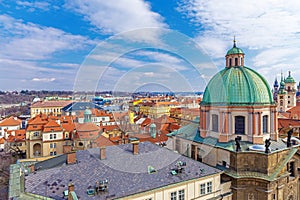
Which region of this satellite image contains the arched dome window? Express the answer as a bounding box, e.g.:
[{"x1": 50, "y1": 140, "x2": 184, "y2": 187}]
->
[
  {"x1": 235, "y1": 116, "x2": 245, "y2": 134},
  {"x1": 229, "y1": 58, "x2": 232, "y2": 66},
  {"x1": 235, "y1": 58, "x2": 238, "y2": 66}
]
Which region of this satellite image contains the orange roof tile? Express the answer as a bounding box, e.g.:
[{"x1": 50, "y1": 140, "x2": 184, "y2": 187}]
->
[
  {"x1": 44, "y1": 120, "x2": 60, "y2": 128},
  {"x1": 0, "y1": 116, "x2": 21, "y2": 126},
  {"x1": 75, "y1": 123, "x2": 100, "y2": 132},
  {"x1": 92, "y1": 135, "x2": 115, "y2": 147},
  {"x1": 0, "y1": 137, "x2": 5, "y2": 144},
  {"x1": 100, "y1": 125, "x2": 120, "y2": 131},
  {"x1": 6, "y1": 130, "x2": 26, "y2": 142}
]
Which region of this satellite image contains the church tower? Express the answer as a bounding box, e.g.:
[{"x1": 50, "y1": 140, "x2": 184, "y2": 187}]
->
[
  {"x1": 200, "y1": 40, "x2": 278, "y2": 144},
  {"x1": 285, "y1": 71, "x2": 296, "y2": 107},
  {"x1": 273, "y1": 78, "x2": 279, "y2": 101},
  {"x1": 171, "y1": 40, "x2": 300, "y2": 200}
]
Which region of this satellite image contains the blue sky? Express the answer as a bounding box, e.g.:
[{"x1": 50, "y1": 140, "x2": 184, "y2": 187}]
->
[{"x1": 1, "y1": 0, "x2": 300, "y2": 92}]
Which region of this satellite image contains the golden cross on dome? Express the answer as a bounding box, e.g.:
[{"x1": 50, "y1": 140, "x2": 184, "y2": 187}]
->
[{"x1": 233, "y1": 36, "x2": 236, "y2": 47}]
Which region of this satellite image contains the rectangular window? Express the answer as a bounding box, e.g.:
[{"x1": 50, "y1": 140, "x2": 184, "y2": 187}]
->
[
  {"x1": 50, "y1": 152, "x2": 53, "y2": 156},
  {"x1": 263, "y1": 115, "x2": 268, "y2": 133},
  {"x1": 200, "y1": 183, "x2": 206, "y2": 195},
  {"x1": 54, "y1": 134, "x2": 57, "y2": 139},
  {"x1": 212, "y1": 114, "x2": 218, "y2": 132},
  {"x1": 54, "y1": 151, "x2": 57, "y2": 155},
  {"x1": 50, "y1": 134, "x2": 53, "y2": 139},
  {"x1": 207, "y1": 181, "x2": 212, "y2": 193},
  {"x1": 235, "y1": 116, "x2": 245, "y2": 134},
  {"x1": 178, "y1": 189, "x2": 184, "y2": 200},
  {"x1": 50, "y1": 143, "x2": 53, "y2": 148},
  {"x1": 54, "y1": 143, "x2": 56, "y2": 148},
  {"x1": 170, "y1": 191, "x2": 177, "y2": 200},
  {"x1": 34, "y1": 132, "x2": 39, "y2": 137}
]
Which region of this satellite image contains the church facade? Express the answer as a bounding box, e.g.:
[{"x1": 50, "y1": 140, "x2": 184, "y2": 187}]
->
[{"x1": 168, "y1": 41, "x2": 300, "y2": 200}]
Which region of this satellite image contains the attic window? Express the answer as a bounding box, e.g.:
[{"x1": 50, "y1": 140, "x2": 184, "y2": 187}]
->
[{"x1": 148, "y1": 166, "x2": 157, "y2": 174}]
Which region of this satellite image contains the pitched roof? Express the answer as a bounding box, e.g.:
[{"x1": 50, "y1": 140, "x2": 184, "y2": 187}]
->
[
  {"x1": 24, "y1": 142, "x2": 221, "y2": 199},
  {"x1": 0, "y1": 116, "x2": 21, "y2": 126},
  {"x1": 92, "y1": 135, "x2": 115, "y2": 147},
  {"x1": 62, "y1": 102, "x2": 102, "y2": 112},
  {"x1": 0, "y1": 137, "x2": 5, "y2": 144},
  {"x1": 31, "y1": 100, "x2": 72, "y2": 108},
  {"x1": 75, "y1": 123, "x2": 100, "y2": 132},
  {"x1": 6, "y1": 130, "x2": 26, "y2": 142}
]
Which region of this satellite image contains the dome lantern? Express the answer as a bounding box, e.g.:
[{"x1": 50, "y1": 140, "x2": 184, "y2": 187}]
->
[{"x1": 225, "y1": 37, "x2": 245, "y2": 68}]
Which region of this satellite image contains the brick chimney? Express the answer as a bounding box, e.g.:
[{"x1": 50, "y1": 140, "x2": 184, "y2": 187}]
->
[
  {"x1": 100, "y1": 146, "x2": 106, "y2": 160},
  {"x1": 132, "y1": 141, "x2": 139, "y2": 155},
  {"x1": 63, "y1": 145, "x2": 72, "y2": 154},
  {"x1": 68, "y1": 183, "x2": 75, "y2": 200},
  {"x1": 67, "y1": 152, "x2": 76, "y2": 165},
  {"x1": 29, "y1": 164, "x2": 35, "y2": 172}
]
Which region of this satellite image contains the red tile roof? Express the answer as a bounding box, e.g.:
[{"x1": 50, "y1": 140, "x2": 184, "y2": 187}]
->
[
  {"x1": 6, "y1": 130, "x2": 26, "y2": 142},
  {"x1": 0, "y1": 116, "x2": 21, "y2": 126},
  {"x1": 100, "y1": 124, "x2": 120, "y2": 131},
  {"x1": 75, "y1": 123, "x2": 100, "y2": 132},
  {"x1": 92, "y1": 135, "x2": 115, "y2": 147},
  {"x1": 0, "y1": 137, "x2": 5, "y2": 144}
]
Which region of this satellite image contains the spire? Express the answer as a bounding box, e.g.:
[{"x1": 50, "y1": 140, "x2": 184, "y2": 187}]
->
[
  {"x1": 274, "y1": 78, "x2": 279, "y2": 88},
  {"x1": 288, "y1": 71, "x2": 291, "y2": 77},
  {"x1": 233, "y1": 36, "x2": 236, "y2": 47}
]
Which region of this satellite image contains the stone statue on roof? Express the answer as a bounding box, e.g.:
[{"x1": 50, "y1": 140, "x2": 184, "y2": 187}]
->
[
  {"x1": 235, "y1": 136, "x2": 241, "y2": 152},
  {"x1": 287, "y1": 125, "x2": 293, "y2": 147},
  {"x1": 264, "y1": 138, "x2": 271, "y2": 153}
]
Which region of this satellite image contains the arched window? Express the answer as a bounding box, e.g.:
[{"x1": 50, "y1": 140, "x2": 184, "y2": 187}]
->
[
  {"x1": 240, "y1": 57, "x2": 243, "y2": 65},
  {"x1": 212, "y1": 114, "x2": 218, "y2": 132},
  {"x1": 235, "y1": 58, "x2": 238, "y2": 66},
  {"x1": 280, "y1": 100, "x2": 283, "y2": 106},
  {"x1": 229, "y1": 58, "x2": 232, "y2": 66},
  {"x1": 235, "y1": 116, "x2": 245, "y2": 134},
  {"x1": 263, "y1": 115, "x2": 268, "y2": 133}
]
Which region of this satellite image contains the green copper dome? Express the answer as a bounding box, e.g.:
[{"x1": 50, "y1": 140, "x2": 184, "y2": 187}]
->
[
  {"x1": 226, "y1": 46, "x2": 244, "y2": 55},
  {"x1": 201, "y1": 66, "x2": 274, "y2": 106},
  {"x1": 285, "y1": 71, "x2": 295, "y2": 83}
]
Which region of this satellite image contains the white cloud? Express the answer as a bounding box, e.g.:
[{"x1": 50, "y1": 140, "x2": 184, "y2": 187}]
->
[
  {"x1": 65, "y1": 0, "x2": 167, "y2": 43},
  {"x1": 16, "y1": 1, "x2": 51, "y2": 11},
  {"x1": 0, "y1": 14, "x2": 92, "y2": 60},
  {"x1": 143, "y1": 72, "x2": 154, "y2": 77},
  {"x1": 178, "y1": 0, "x2": 300, "y2": 85},
  {"x1": 65, "y1": 0, "x2": 166, "y2": 34},
  {"x1": 32, "y1": 77, "x2": 55, "y2": 82}
]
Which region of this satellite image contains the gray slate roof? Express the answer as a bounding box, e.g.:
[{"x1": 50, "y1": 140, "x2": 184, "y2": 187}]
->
[{"x1": 24, "y1": 142, "x2": 221, "y2": 200}]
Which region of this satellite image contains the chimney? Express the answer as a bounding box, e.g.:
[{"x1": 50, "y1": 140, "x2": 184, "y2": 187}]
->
[
  {"x1": 100, "y1": 146, "x2": 106, "y2": 160},
  {"x1": 67, "y1": 152, "x2": 77, "y2": 165},
  {"x1": 118, "y1": 139, "x2": 122, "y2": 145},
  {"x1": 63, "y1": 144, "x2": 72, "y2": 154},
  {"x1": 132, "y1": 141, "x2": 139, "y2": 155},
  {"x1": 29, "y1": 164, "x2": 35, "y2": 173},
  {"x1": 68, "y1": 183, "x2": 75, "y2": 200}
]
